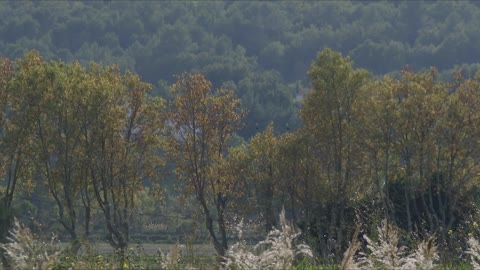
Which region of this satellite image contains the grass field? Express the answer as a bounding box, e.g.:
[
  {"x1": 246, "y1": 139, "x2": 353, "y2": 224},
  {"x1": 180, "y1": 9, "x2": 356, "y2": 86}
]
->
[
  {"x1": 53, "y1": 242, "x2": 219, "y2": 269},
  {"x1": 86, "y1": 242, "x2": 216, "y2": 256}
]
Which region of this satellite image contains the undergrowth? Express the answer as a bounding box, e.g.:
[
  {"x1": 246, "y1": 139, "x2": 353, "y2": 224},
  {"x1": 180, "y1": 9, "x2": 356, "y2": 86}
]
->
[{"x1": 1, "y1": 216, "x2": 480, "y2": 269}]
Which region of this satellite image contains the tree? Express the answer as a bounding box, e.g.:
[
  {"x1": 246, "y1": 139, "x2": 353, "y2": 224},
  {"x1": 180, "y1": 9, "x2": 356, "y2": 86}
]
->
[
  {"x1": 355, "y1": 77, "x2": 399, "y2": 222},
  {"x1": 6, "y1": 52, "x2": 165, "y2": 259},
  {"x1": 27, "y1": 58, "x2": 94, "y2": 252},
  {"x1": 85, "y1": 64, "x2": 165, "y2": 259},
  {"x1": 237, "y1": 71, "x2": 294, "y2": 138},
  {"x1": 167, "y1": 73, "x2": 243, "y2": 257},
  {"x1": 275, "y1": 131, "x2": 318, "y2": 227},
  {"x1": 247, "y1": 125, "x2": 279, "y2": 232},
  {"x1": 419, "y1": 70, "x2": 480, "y2": 252},
  {"x1": 300, "y1": 49, "x2": 371, "y2": 256},
  {"x1": 355, "y1": 69, "x2": 480, "y2": 258},
  {"x1": 0, "y1": 56, "x2": 29, "y2": 267},
  {"x1": 388, "y1": 70, "x2": 447, "y2": 233},
  {"x1": 0, "y1": 58, "x2": 14, "y2": 242}
]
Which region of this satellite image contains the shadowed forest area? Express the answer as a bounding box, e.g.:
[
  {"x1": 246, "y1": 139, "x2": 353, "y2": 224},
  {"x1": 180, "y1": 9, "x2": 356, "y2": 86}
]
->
[{"x1": 2, "y1": 1, "x2": 480, "y2": 269}]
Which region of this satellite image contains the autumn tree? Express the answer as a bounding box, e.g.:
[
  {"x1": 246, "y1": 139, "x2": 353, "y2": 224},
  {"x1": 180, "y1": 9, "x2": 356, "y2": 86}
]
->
[
  {"x1": 247, "y1": 125, "x2": 279, "y2": 232},
  {"x1": 0, "y1": 56, "x2": 31, "y2": 267},
  {"x1": 355, "y1": 77, "x2": 399, "y2": 222},
  {"x1": 387, "y1": 70, "x2": 445, "y2": 232},
  {"x1": 275, "y1": 131, "x2": 318, "y2": 227},
  {"x1": 215, "y1": 143, "x2": 255, "y2": 223},
  {"x1": 352, "y1": 68, "x2": 480, "y2": 258},
  {"x1": 300, "y1": 49, "x2": 371, "y2": 256},
  {"x1": 0, "y1": 58, "x2": 15, "y2": 246},
  {"x1": 428, "y1": 71, "x2": 477, "y2": 249},
  {"x1": 393, "y1": 70, "x2": 480, "y2": 251},
  {"x1": 3, "y1": 52, "x2": 165, "y2": 259},
  {"x1": 27, "y1": 59, "x2": 97, "y2": 252},
  {"x1": 85, "y1": 64, "x2": 165, "y2": 258},
  {"x1": 167, "y1": 73, "x2": 243, "y2": 257}
]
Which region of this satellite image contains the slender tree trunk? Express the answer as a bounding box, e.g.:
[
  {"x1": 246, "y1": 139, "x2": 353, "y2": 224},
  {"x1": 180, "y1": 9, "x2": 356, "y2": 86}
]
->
[
  {"x1": 404, "y1": 187, "x2": 412, "y2": 233},
  {"x1": 84, "y1": 204, "x2": 91, "y2": 237},
  {"x1": 199, "y1": 194, "x2": 225, "y2": 257},
  {"x1": 337, "y1": 203, "x2": 345, "y2": 257},
  {"x1": 264, "y1": 184, "x2": 275, "y2": 232},
  {"x1": 216, "y1": 194, "x2": 228, "y2": 253},
  {"x1": 420, "y1": 193, "x2": 434, "y2": 230},
  {"x1": 328, "y1": 204, "x2": 337, "y2": 254},
  {"x1": 0, "y1": 197, "x2": 13, "y2": 269},
  {"x1": 290, "y1": 189, "x2": 297, "y2": 223}
]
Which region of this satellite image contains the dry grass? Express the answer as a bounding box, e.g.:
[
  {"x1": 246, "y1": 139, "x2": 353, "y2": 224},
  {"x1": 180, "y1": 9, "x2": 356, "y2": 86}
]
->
[
  {"x1": 0, "y1": 218, "x2": 60, "y2": 270},
  {"x1": 157, "y1": 241, "x2": 183, "y2": 270},
  {"x1": 342, "y1": 220, "x2": 438, "y2": 270},
  {"x1": 223, "y1": 208, "x2": 312, "y2": 270},
  {"x1": 468, "y1": 237, "x2": 480, "y2": 270}
]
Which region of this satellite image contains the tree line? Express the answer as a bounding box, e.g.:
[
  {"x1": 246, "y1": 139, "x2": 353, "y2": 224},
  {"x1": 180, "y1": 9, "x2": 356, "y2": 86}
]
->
[
  {"x1": 2, "y1": 1, "x2": 480, "y2": 138},
  {"x1": 2, "y1": 49, "x2": 480, "y2": 265}
]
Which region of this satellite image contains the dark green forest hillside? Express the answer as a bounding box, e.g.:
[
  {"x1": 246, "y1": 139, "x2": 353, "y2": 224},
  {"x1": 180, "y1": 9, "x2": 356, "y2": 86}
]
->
[{"x1": 2, "y1": 1, "x2": 480, "y2": 137}]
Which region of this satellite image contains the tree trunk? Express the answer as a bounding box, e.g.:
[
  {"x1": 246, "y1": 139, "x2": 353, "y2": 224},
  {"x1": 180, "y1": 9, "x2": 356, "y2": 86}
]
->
[
  {"x1": 404, "y1": 187, "x2": 412, "y2": 233},
  {"x1": 264, "y1": 184, "x2": 276, "y2": 232},
  {"x1": 328, "y1": 204, "x2": 338, "y2": 254},
  {"x1": 199, "y1": 194, "x2": 225, "y2": 257},
  {"x1": 84, "y1": 205, "x2": 91, "y2": 237},
  {"x1": 217, "y1": 194, "x2": 228, "y2": 254},
  {"x1": 0, "y1": 198, "x2": 13, "y2": 269}
]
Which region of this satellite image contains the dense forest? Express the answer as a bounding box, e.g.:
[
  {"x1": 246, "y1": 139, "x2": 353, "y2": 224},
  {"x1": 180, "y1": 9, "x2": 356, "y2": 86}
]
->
[
  {"x1": 3, "y1": 1, "x2": 480, "y2": 138},
  {"x1": 2, "y1": 1, "x2": 480, "y2": 269}
]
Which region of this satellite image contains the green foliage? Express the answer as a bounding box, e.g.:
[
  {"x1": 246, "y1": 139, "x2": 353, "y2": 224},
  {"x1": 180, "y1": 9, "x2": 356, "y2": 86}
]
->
[
  {"x1": 166, "y1": 73, "x2": 244, "y2": 257},
  {"x1": 0, "y1": 51, "x2": 167, "y2": 261},
  {"x1": 4, "y1": 2, "x2": 480, "y2": 265},
  {"x1": 4, "y1": 1, "x2": 480, "y2": 137}
]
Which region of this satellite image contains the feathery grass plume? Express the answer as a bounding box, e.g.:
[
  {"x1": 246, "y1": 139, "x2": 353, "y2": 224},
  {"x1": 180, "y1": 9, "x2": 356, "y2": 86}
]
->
[
  {"x1": 402, "y1": 236, "x2": 438, "y2": 270},
  {"x1": 468, "y1": 237, "x2": 480, "y2": 269},
  {"x1": 223, "y1": 239, "x2": 258, "y2": 270},
  {"x1": 223, "y1": 208, "x2": 312, "y2": 270},
  {"x1": 157, "y1": 241, "x2": 183, "y2": 270},
  {"x1": 356, "y1": 219, "x2": 408, "y2": 269},
  {"x1": 352, "y1": 220, "x2": 438, "y2": 270},
  {"x1": 0, "y1": 218, "x2": 61, "y2": 270},
  {"x1": 340, "y1": 226, "x2": 361, "y2": 270}
]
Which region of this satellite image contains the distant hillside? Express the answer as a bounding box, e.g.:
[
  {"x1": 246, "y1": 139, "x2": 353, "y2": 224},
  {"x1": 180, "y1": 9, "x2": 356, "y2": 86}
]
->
[{"x1": 2, "y1": 1, "x2": 480, "y2": 137}]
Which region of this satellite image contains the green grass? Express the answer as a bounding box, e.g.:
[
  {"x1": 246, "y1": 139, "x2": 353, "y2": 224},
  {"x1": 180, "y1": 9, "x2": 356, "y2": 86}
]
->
[
  {"x1": 36, "y1": 241, "x2": 480, "y2": 269},
  {"x1": 81, "y1": 242, "x2": 216, "y2": 255}
]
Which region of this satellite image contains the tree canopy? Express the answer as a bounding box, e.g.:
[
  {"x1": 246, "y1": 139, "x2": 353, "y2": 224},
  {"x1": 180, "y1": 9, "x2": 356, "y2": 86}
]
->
[
  {"x1": 3, "y1": 1, "x2": 480, "y2": 267},
  {"x1": 2, "y1": 1, "x2": 480, "y2": 137}
]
